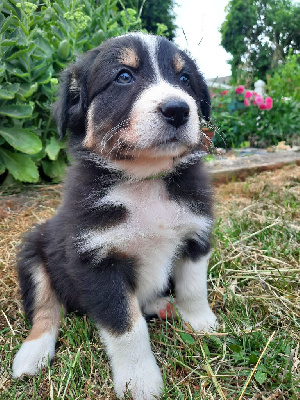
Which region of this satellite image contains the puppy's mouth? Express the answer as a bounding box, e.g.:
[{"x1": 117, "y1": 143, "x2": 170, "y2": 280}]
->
[{"x1": 155, "y1": 128, "x2": 189, "y2": 145}]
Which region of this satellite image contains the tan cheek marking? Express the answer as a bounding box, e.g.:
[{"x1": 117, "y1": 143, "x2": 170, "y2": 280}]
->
[
  {"x1": 25, "y1": 264, "x2": 62, "y2": 342},
  {"x1": 83, "y1": 103, "x2": 96, "y2": 150},
  {"x1": 118, "y1": 47, "x2": 139, "y2": 69},
  {"x1": 173, "y1": 53, "x2": 185, "y2": 73},
  {"x1": 128, "y1": 293, "x2": 141, "y2": 327}
]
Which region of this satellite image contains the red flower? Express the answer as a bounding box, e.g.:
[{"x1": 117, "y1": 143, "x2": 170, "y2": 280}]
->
[
  {"x1": 244, "y1": 91, "x2": 252, "y2": 98},
  {"x1": 221, "y1": 90, "x2": 228, "y2": 95},
  {"x1": 244, "y1": 98, "x2": 251, "y2": 106},
  {"x1": 235, "y1": 85, "x2": 245, "y2": 94},
  {"x1": 259, "y1": 104, "x2": 267, "y2": 110}
]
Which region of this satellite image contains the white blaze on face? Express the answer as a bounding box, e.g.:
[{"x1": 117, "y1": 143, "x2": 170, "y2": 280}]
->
[
  {"x1": 126, "y1": 82, "x2": 200, "y2": 152},
  {"x1": 117, "y1": 34, "x2": 200, "y2": 152}
]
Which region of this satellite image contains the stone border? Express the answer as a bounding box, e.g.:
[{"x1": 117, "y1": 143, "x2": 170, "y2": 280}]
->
[{"x1": 208, "y1": 150, "x2": 300, "y2": 184}]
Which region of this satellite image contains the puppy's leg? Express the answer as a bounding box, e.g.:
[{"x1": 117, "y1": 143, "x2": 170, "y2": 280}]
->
[
  {"x1": 13, "y1": 238, "x2": 62, "y2": 377},
  {"x1": 77, "y1": 254, "x2": 163, "y2": 399},
  {"x1": 99, "y1": 301, "x2": 163, "y2": 400},
  {"x1": 174, "y1": 253, "x2": 217, "y2": 332}
]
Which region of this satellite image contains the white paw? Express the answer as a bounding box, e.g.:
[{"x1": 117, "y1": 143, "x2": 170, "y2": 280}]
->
[
  {"x1": 180, "y1": 307, "x2": 218, "y2": 332},
  {"x1": 114, "y1": 355, "x2": 163, "y2": 400},
  {"x1": 12, "y1": 331, "x2": 56, "y2": 378}
]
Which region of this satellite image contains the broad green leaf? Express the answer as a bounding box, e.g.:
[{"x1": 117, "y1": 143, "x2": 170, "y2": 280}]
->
[
  {"x1": 230, "y1": 343, "x2": 242, "y2": 353},
  {"x1": 17, "y1": 82, "x2": 38, "y2": 99},
  {"x1": 0, "y1": 89, "x2": 15, "y2": 100},
  {"x1": 30, "y1": 147, "x2": 46, "y2": 162},
  {"x1": 178, "y1": 332, "x2": 195, "y2": 345},
  {"x1": 0, "y1": 126, "x2": 42, "y2": 154},
  {"x1": 249, "y1": 353, "x2": 259, "y2": 364},
  {"x1": 36, "y1": 73, "x2": 52, "y2": 84},
  {"x1": 45, "y1": 136, "x2": 65, "y2": 160},
  {"x1": 0, "y1": 83, "x2": 20, "y2": 99},
  {"x1": 35, "y1": 34, "x2": 53, "y2": 58},
  {"x1": 0, "y1": 148, "x2": 39, "y2": 182},
  {"x1": 0, "y1": 15, "x2": 13, "y2": 35},
  {"x1": 255, "y1": 369, "x2": 267, "y2": 384},
  {"x1": 6, "y1": 43, "x2": 35, "y2": 61},
  {"x1": 0, "y1": 161, "x2": 5, "y2": 175},
  {"x1": 1, "y1": 39, "x2": 17, "y2": 46},
  {"x1": 0, "y1": 14, "x2": 4, "y2": 30},
  {"x1": 5, "y1": 63, "x2": 28, "y2": 78},
  {"x1": 0, "y1": 150, "x2": 5, "y2": 174},
  {"x1": 0, "y1": 104, "x2": 33, "y2": 119},
  {"x1": 42, "y1": 154, "x2": 67, "y2": 181}
]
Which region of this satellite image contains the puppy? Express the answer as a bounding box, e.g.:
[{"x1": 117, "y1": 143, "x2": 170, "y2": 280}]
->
[{"x1": 12, "y1": 33, "x2": 217, "y2": 399}]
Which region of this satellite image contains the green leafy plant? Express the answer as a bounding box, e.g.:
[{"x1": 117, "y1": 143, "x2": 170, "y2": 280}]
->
[
  {"x1": 0, "y1": 0, "x2": 140, "y2": 183},
  {"x1": 267, "y1": 53, "x2": 300, "y2": 102}
]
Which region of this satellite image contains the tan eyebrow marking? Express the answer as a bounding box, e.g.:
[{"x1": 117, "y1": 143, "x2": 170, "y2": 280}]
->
[
  {"x1": 173, "y1": 53, "x2": 185, "y2": 73},
  {"x1": 118, "y1": 47, "x2": 139, "y2": 68}
]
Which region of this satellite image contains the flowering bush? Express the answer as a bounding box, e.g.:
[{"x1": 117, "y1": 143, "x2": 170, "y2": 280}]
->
[{"x1": 208, "y1": 84, "x2": 297, "y2": 149}]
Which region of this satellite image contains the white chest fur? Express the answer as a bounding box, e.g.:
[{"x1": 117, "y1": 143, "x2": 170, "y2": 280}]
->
[{"x1": 79, "y1": 179, "x2": 212, "y2": 305}]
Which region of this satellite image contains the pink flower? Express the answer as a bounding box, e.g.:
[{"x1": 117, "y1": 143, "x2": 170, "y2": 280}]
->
[
  {"x1": 244, "y1": 91, "x2": 252, "y2": 98},
  {"x1": 221, "y1": 90, "x2": 228, "y2": 95},
  {"x1": 235, "y1": 85, "x2": 245, "y2": 94},
  {"x1": 265, "y1": 97, "x2": 273, "y2": 106},
  {"x1": 244, "y1": 98, "x2": 251, "y2": 106},
  {"x1": 258, "y1": 97, "x2": 273, "y2": 110},
  {"x1": 254, "y1": 95, "x2": 264, "y2": 105},
  {"x1": 265, "y1": 97, "x2": 273, "y2": 110}
]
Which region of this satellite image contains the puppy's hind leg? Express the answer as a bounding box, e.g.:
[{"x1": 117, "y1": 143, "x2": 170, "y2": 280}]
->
[{"x1": 13, "y1": 231, "x2": 63, "y2": 378}]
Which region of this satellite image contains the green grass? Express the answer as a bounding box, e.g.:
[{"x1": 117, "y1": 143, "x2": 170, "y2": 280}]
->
[{"x1": 0, "y1": 165, "x2": 299, "y2": 399}]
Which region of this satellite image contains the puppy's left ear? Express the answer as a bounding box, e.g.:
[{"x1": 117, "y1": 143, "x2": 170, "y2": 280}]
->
[
  {"x1": 198, "y1": 80, "x2": 211, "y2": 121},
  {"x1": 52, "y1": 67, "x2": 88, "y2": 139}
]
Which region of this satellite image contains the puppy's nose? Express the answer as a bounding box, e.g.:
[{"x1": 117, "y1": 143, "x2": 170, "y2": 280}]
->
[{"x1": 160, "y1": 100, "x2": 189, "y2": 128}]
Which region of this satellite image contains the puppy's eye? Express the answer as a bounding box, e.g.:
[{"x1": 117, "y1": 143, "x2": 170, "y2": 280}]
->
[
  {"x1": 180, "y1": 73, "x2": 190, "y2": 86},
  {"x1": 116, "y1": 71, "x2": 134, "y2": 84}
]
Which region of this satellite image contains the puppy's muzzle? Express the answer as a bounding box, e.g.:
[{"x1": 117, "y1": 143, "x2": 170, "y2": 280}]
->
[{"x1": 159, "y1": 99, "x2": 190, "y2": 129}]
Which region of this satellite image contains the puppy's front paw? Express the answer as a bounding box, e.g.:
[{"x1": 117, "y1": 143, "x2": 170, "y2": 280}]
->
[
  {"x1": 181, "y1": 307, "x2": 218, "y2": 332},
  {"x1": 114, "y1": 356, "x2": 163, "y2": 400},
  {"x1": 12, "y1": 331, "x2": 56, "y2": 378}
]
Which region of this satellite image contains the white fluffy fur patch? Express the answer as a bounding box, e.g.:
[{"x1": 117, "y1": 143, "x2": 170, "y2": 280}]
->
[
  {"x1": 78, "y1": 179, "x2": 213, "y2": 307},
  {"x1": 99, "y1": 316, "x2": 163, "y2": 399},
  {"x1": 12, "y1": 328, "x2": 56, "y2": 378}
]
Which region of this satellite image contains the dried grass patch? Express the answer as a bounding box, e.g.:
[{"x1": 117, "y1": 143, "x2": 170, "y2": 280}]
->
[{"x1": 0, "y1": 164, "x2": 299, "y2": 399}]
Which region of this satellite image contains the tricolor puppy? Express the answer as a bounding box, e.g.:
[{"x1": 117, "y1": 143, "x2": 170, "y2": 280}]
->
[{"x1": 13, "y1": 33, "x2": 217, "y2": 399}]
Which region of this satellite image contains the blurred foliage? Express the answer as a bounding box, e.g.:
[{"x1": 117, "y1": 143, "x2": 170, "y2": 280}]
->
[
  {"x1": 220, "y1": 0, "x2": 300, "y2": 84},
  {"x1": 0, "y1": 0, "x2": 141, "y2": 183},
  {"x1": 267, "y1": 53, "x2": 300, "y2": 102},
  {"x1": 120, "y1": 0, "x2": 177, "y2": 40}
]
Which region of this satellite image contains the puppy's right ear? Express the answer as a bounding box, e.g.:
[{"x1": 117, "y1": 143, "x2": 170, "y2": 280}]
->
[
  {"x1": 53, "y1": 68, "x2": 87, "y2": 139},
  {"x1": 52, "y1": 70, "x2": 72, "y2": 138}
]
